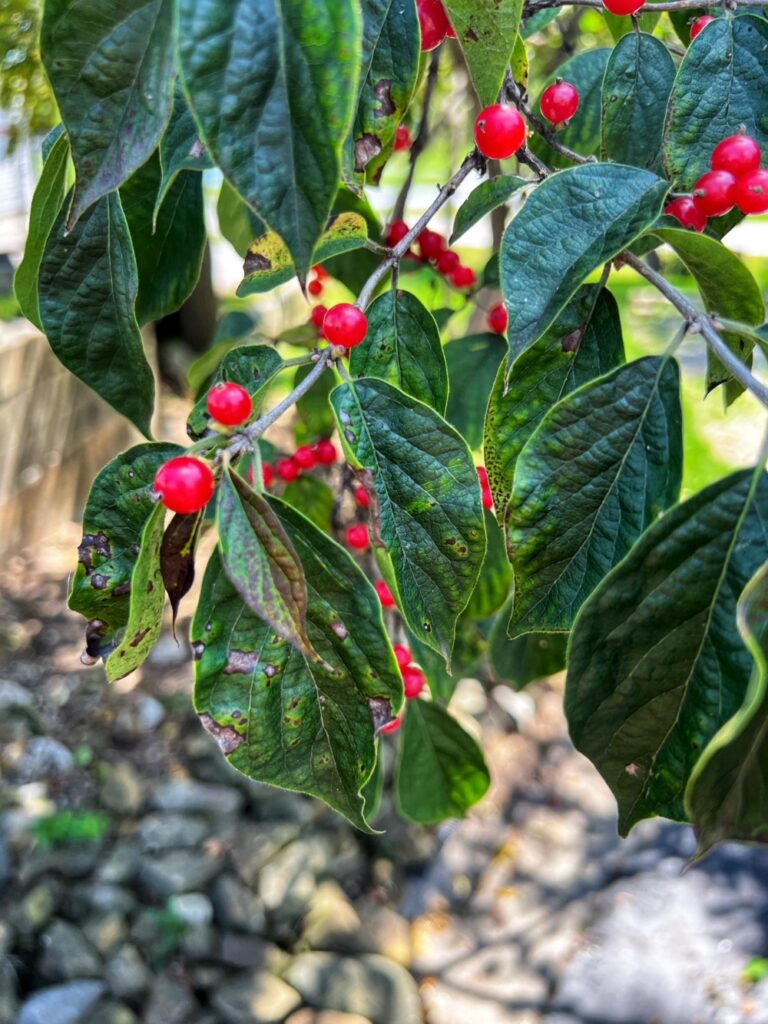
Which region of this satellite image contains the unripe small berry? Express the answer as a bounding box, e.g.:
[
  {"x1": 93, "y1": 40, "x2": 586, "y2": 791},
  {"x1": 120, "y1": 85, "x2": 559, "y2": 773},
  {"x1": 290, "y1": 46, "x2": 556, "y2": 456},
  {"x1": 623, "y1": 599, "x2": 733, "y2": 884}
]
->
[
  {"x1": 155, "y1": 457, "x2": 215, "y2": 514},
  {"x1": 322, "y1": 303, "x2": 368, "y2": 348},
  {"x1": 403, "y1": 665, "x2": 426, "y2": 698},
  {"x1": 418, "y1": 229, "x2": 445, "y2": 262},
  {"x1": 387, "y1": 220, "x2": 410, "y2": 247},
  {"x1": 314, "y1": 439, "x2": 338, "y2": 465},
  {"x1": 451, "y1": 264, "x2": 477, "y2": 289},
  {"x1": 375, "y1": 580, "x2": 396, "y2": 608},
  {"x1": 664, "y1": 197, "x2": 707, "y2": 232},
  {"x1": 207, "y1": 381, "x2": 253, "y2": 427},
  {"x1": 381, "y1": 713, "x2": 403, "y2": 735},
  {"x1": 487, "y1": 304, "x2": 508, "y2": 334},
  {"x1": 540, "y1": 81, "x2": 580, "y2": 125},
  {"x1": 693, "y1": 170, "x2": 737, "y2": 217},
  {"x1": 711, "y1": 134, "x2": 762, "y2": 176},
  {"x1": 474, "y1": 104, "x2": 527, "y2": 160},
  {"x1": 311, "y1": 304, "x2": 328, "y2": 328},
  {"x1": 602, "y1": 0, "x2": 644, "y2": 14},
  {"x1": 308, "y1": 279, "x2": 323, "y2": 297},
  {"x1": 689, "y1": 14, "x2": 714, "y2": 38},
  {"x1": 346, "y1": 524, "x2": 370, "y2": 551},
  {"x1": 293, "y1": 445, "x2": 317, "y2": 470},
  {"x1": 437, "y1": 249, "x2": 460, "y2": 275},
  {"x1": 735, "y1": 169, "x2": 768, "y2": 214},
  {"x1": 393, "y1": 644, "x2": 412, "y2": 669},
  {"x1": 395, "y1": 124, "x2": 412, "y2": 152},
  {"x1": 276, "y1": 458, "x2": 300, "y2": 483},
  {"x1": 354, "y1": 484, "x2": 370, "y2": 508}
]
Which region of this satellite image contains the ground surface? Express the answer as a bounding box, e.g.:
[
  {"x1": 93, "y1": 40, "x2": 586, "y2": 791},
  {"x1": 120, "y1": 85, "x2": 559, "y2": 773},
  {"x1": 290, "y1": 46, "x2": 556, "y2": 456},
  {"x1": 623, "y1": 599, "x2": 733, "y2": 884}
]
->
[{"x1": 1, "y1": 528, "x2": 768, "y2": 1024}]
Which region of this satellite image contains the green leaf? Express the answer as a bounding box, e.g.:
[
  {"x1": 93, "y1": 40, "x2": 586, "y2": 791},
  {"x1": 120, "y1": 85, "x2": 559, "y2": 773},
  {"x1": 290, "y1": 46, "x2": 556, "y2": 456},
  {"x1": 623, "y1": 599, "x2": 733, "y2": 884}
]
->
[
  {"x1": 650, "y1": 227, "x2": 765, "y2": 396},
  {"x1": 488, "y1": 598, "x2": 567, "y2": 689},
  {"x1": 282, "y1": 475, "x2": 335, "y2": 533},
  {"x1": 160, "y1": 512, "x2": 202, "y2": 628},
  {"x1": 156, "y1": 83, "x2": 213, "y2": 216},
  {"x1": 40, "y1": 0, "x2": 176, "y2": 225},
  {"x1": 663, "y1": 15, "x2": 768, "y2": 190},
  {"x1": 217, "y1": 181, "x2": 266, "y2": 259},
  {"x1": 187, "y1": 344, "x2": 283, "y2": 440},
  {"x1": 187, "y1": 312, "x2": 259, "y2": 395},
  {"x1": 501, "y1": 164, "x2": 668, "y2": 364},
  {"x1": 450, "y1": 176, "x2": 528, "y2": 245},
  {"x1": 331, "y1": 378, "x2": 486, "y2": 663},
  {"x1": 601, "y1": 33, "x2": 676, "y2": 172},
  {"x1": 361, "y1": 744, "x2": 385, "y2": 822},
  {"x1": 567, "y1": 467, "x2": 768, "y2": 834},
  {"x1": 39, "y1": 191, "x2": 155, "y2": 436},
  {"x1": 178, "y1": 0, "x2": 362, "y2": 281},
  {"x1": 484, "y1": 285, "x2": 625, "y2": 519},
  {"x1": 217, "y1": 467, "x2": 317, "y2": 661},
  {"x1": 120, "y1": 153, "x2": 207, "y2": 326},
  {"x1": 407, "y1": 622, "x2": 486, "y2": 704},
  {"x1": 14, "y1": 129, "x2": 70, "y2": 330},
  {"x1": 445, "y1": 333, "x2": 506, "y2": 451},
  {"x1": 396, "y1": 699, "x2": 490, "y2": 823},
  {"x1": 349, "y1": 290, "x2": 448, "y2": 414},
  {"x1": 465, "y1": 510, "x2": 513, "y2": 620},
  {"x1": 238, "y1": 212, "x2": 369, "y2": 297},
  {"x1": 346, "y1": 0, "x2": 420, "y2": 181},
  {"x1": 294, "y1": 363, "x2": 337, "y2": 445},
  {"x1": 443, "y1": 0, "x2": 523, "y2": 107},
  {"x1": 508, "y1": 356, "x2": 682, "y2": 636},
  {"x1": 686, "y1": 561, "x2": 768, "y2": 851},
  {"x1": 105, "y1": 502, "x2": 166, "y2": 682},
  {"x1": 69, "y1": 442, "x2": 183, "y2": 639},
  {"x1": 192, "y1": 499, "x2": 403, "y2": 831}
]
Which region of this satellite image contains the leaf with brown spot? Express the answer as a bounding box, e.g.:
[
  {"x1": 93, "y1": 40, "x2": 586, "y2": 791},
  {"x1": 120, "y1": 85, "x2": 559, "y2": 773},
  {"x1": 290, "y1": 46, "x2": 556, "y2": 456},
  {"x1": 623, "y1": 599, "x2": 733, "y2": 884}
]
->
[
  {"x1": 160, "y1": 511, "x2": 203, "y2": 631},
  {"x1": 443, "y1": 0, "x2": 524, "y2": 107}
]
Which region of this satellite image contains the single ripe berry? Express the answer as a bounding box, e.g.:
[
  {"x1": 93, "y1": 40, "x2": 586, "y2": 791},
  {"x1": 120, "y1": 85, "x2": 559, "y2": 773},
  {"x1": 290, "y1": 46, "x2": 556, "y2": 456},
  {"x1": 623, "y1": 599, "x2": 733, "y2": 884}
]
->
[
  {"x1": 312, "y1": 264, "x2": 328, "y2": 281},
  {"x1": 693, "y1": 170, "x2": 737, "y2": 217},
  {"x1": 711, "y1": 134, "x2": 762, "y2": 176},
  {"x1": 487, "y1": 303, "x2": 508, "y2": 334},
  {"x1": 395, "y1": 124, "x2": 412, "y2": 152},
  {"x1": 262, "y1": 463, "x2": 275, "y2": 488},
  {"x1": 540, "y1": 81, "x2": 580, "y2": 126},
  {"x1": 314, "y1": 439, "x2": 338, "y2": 465},
  {"x1": 393, "y1": 644, "x2": 412, "y2": 669},
  {"x1": 276, "y1": 458, "x2": 300, "y2": 483},
  {"x1": 354, "y1": 484, "x2": 370, "y2": 508},
  {"x1": 689, "y1": 14, "x2": 714, "y2": 38},
  {"x1": 403, "y1": 665, "x2": 426, "y2": 699},
  {"x1": 477, "y1": 465, "x2": 493, "y2": 509},
  {"x1": 155, "y1": 457, "x2": 215, "y2": 514},
  {"x1": 474, "y1": 104, "x2": 527, "y2": 160},
  {"x1": 437, "y1": 249, "x2": 460, "y2": 275},
  {"x1": 387, "y1": 220, "x2": 410, "y2": 247},
  {"x1": 381, "y1": 714, "x2": 403, "y2": 735},
  {"x1": 346, "y1": 524, "x2": 370, "y2": 551},
  {"x1": 603, "y1": 0, "x2": 644, "y2": 14},
  {"x1": 293, "y1": 445, "x2": 317, "y2": 470},
  {"x1": 375, "y1": 580, "x2": 396, "y2": 608},
  {"x1": 418, "y1": 229, "x2": 446, "y2": 262},
  {"x1": 482, "y1": 487, "x2": 493, "y2": 510},
  {"x1": 735, "y1": 169, "x2": 768, "y2": 214},
  {"x1": 477, "y1": 466, "x2": 489, "y2": 488},
  {"x1": 207, "y1": 381, "x2": 253, "y2": 427},
  {"x1": 417, "y1": 0, "x2": 450, "y2": 50},
  {"x1": 310, "y1": 304, "x2": 328, "y2": 328},
  {"x1": 308, "y1": 279, "x2": 323, "y2": 297},
  {"x1": 664, "y1": 197, "x2": 707, "y2": 232},
  {"x1": 451, "y1": 264, "x2": 477, "y2": 289},
  {"x1": 322, "y1": 303, "x2": 368, "y2": 348}
]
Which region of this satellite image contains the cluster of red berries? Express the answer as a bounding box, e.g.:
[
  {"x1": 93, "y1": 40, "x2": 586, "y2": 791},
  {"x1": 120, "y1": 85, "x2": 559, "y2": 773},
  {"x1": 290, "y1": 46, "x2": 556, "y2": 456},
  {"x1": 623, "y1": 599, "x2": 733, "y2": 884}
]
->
[
  {"x1": 381, "y1": 644, "x2": 427, "y2": 735},
  {"x1": 307, "y1": 263, "x2": 328, "y2": 298},
  {"x1": 386, "y1": 220, "x2": 477, "y2": 289},
  {"x1": 540, "y1": 80, "x2": 580, "y2": 127},
  {"x1": 477, "y1": 466, "x2": 493, "y2": 510},
  {"x1": 665, "y1": 133, "x2": 768, "y2": 232},
  {"x1": 266, "y1": 438, "x2": 339, "y2": 486},
  {"x1": 417, "y1": 0, "x2": 456, "y2": 51}
]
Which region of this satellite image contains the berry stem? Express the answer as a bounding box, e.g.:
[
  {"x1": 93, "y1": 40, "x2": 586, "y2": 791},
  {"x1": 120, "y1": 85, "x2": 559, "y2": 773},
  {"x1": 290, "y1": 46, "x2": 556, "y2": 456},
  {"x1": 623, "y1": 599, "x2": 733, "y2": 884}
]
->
[{"x1": 503, "y1": 72, "x2": 593, "y2": 168}]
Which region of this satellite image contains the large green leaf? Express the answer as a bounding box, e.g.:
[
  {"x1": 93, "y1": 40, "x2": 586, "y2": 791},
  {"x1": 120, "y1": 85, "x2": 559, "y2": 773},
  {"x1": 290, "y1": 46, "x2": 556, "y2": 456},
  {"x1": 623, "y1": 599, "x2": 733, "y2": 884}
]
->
[
  {"x1": 450, "y1": 176, "x2": 528, "y2": 245},
  {"x1": 331, "y1": 378, "x2": 486, "y2": 663},
  {"x1": 69, "y1": 442, "x2": 183, "y2": 638},
  {"x1": 156, "y1": 83, "x2": 213, "y2": 215},
  {"x1": 508, "y1": 356, "x2": 682, "y2": 636},
  {"x1": 178, "y1": 0, "x2": 361, "y2": 281},
  {"x1": 217, "y1": 181, "x2": 266, "y2": 259},
  {"x1": 445, "y1": 333, "x2": 506, "y2": 451},
  {"x1": 217, "y1": 467, "x2": 317, "y2": 661},
  {"x1": 484, "y1": 285, "x2": 625, "y2": 521},
  {"x1": 187, "y1": 345, "x2": 284, "y2": 440},
  {"x1": 687, "y1": 561, "x2": 768, "y2": 852},
  {"x1": 601, "y1": 33, "x2": 675, "y2": 172},
  {"x1": 530, "y1": 50, "x2": 611, "y2": 169},
  {"x1": 14, "y1": 129, "x2": 70, "y2": 330},
  {"x1": 566, "y1": 467, "x2": 768, "y2": 834},
  {"x1": 501, "y1": 164, "x2": 668, "y2": 365},
  {"x1": 465, "y1": 510, "x2": 512, "y2": 620},
  {"x1": 120, "y1": 153, "x2": 207, "y2": 326},
  {"x1": 663, "y1": 15, "x2": 768, "y2": 190},
  {"x1": 396, "y1": 699, "x2": 490, "y2": 823},
  {"x1": 40, "y1": 0, "x2": 176, "y2": 225},
  {"x1": 443, "y1": 0, "x2": 523, "y2": 107},
  {"x1": 192, "y1": 501, "x2": 403, "y2": 830},
  {"x1": 488, "y1": 598, "x2": 567, "y2": 690},
  {"x1": 39, "y1": 191, "x2": 155, "y2": 436},
  {"x1": 349, "y1": 290, "x2": 448, "y2": 414},
  {"x1": 105, "y1": 502, "x2": 167, "y2": 682}
]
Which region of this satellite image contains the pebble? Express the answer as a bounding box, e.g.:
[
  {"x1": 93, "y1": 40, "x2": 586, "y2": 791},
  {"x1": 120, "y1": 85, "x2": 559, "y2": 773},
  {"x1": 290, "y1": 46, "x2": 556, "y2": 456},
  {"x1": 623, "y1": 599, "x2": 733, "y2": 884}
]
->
[
  {"x1": 139, "y1": 849, "x2": 222, "y2": 898},
  {"x1": 136, "y1": 813, "x2": 209, "y2": 853},
  {"x1": 0, "y1": 678, "x2": 32, "y2": 709},
  {"x1": 100, "y1": 762, "x2": 143, "y2": 815},
  {"x1": 144, "y1": 973, "x2": 199, "y2": 1024},
  {"x1": 211, "y1": 971, "x2": 302, "y2": 1024},
  {"x1": 151, "y1": 781, "x2": 244, "y2": 815},
  {"x1": 15, "y1": 738, "x2": 74, "y2": 781},
  {"x1": 105, "y1": 944, "x2": 152, "y2": 1000},
  {"x1": 16, "y1": 980, "x2": 106, "y2": 1024},
  {"x1": 212, "y1": 874, "x2": 267, "y2": 934},
  {"x1": 38, "y1": 920, "x2": 102, "y2": 982}
]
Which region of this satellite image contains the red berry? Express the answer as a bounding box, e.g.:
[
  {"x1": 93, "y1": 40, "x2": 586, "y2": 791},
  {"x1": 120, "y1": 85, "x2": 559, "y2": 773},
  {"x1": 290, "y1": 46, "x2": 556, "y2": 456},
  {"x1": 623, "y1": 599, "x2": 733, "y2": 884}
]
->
[
  {"x1": 664, "y1": 197, "x2": 707, "y2": 232},
  {"x1": 354, "y1": 484, "x2": 370, "y2": 508},
  {"x1": 308, "y1": 279, "x2": 324, "y2": 297},
  {"x1": 322, "y1": 303, "x2": 368, "y2": 348},
  {"x1": 310, "y1": 304, "x2": 328, "y2": 328},
  {"x1": 276, "y1": 458, "x2": 300, "y2": 483},
  {"x1": 312, "y1": 264, "x2": 328, "y2": 281},
  {"x1": 375, "y1": 580, "x2": 396, "y2": 608},
  {"x1": 381, "y1": 714, "x2": 403, "y2": 735},
  {"x1": 487, "y1": 304, "x2": 508, "y2": 334},
  {"x1": 393, "y1": 644, "x2": 412, "y2": 669},
  {"x1": 603, "y1": 0, "x2": 644, "y2": 14},
  {"x1": 446, "y1": 17, "x2": 456, "y2": 37},
  {"x1": 482, "y1": 487, "x2": 493, "y2": 510},
  {"x1": 387, "y1": 220, "x2": 410, "y2": 247},
  {"x1": 403, "y1": 665, "x2": 426, "y2": 699},
  {"x1": 540, "y1": 81, "x2": 580, "y2": 126},
  {"x1": 346, "y1": 524, "x2": 370, "y2": 551},
  {"x1": 293, "y1": 445, "x2": 317, "y2": 470},
  {"x1": 417, "y1": 0, "x2": 450, "y2": 50},
  {"x1": 418, "y1": 229, "x2": 445, "y2": 262},
  {"x1": 689, "y1": 14, "x2": 714, "y2": 38},
  {"x1": 437, "y1": 249, "x2": 460, "y2": 275},
  {"x1": 693, "y1": 170, "x2": 737, "y2": 217},
  {"x1": 711, "y1": 134, "x2": 762, "y2": 176},
  {"x1": 474, "y1": 105, "x2": 527, "y2": 160},
  {"x1": 476, "y1": 466, "x2": 489, "y2": 487},
  {"x1": 735, "y1": 169, "x2": 768, "y2": 214},
  {"x1": 314, "y1": 439, "x2": 338, "y2": 465},
  {"x1": 451, "y1": 264, "x2": 477, "y2": 289},
  {"x1": 155, "y1": 457, "x2": 215, "y2": 514},
  {"x1": 395, "y1": 124, "x2": 412, "y2": 152},
  {"x1": 207, "y1": 381, "x2": 253, "y2": 427},
  {"x1": 262, "y1": 463, "x2": 275, "y2": 488}
]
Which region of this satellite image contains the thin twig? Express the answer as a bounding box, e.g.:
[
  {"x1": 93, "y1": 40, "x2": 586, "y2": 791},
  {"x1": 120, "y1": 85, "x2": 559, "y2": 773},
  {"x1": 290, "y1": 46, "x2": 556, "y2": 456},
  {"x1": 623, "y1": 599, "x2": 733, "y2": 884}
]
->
[
  {"x1": 237, "y1": 348, "x2": 335, "y2": 445},
  {"x1": 504, "y1": 72, "x2": 592, "y2": 167},
  {"x1": 391, "y1": 47, "x2": 442, "y2": 225}
]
